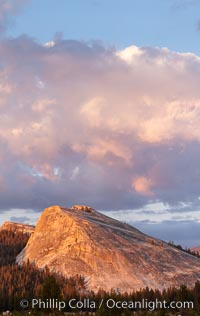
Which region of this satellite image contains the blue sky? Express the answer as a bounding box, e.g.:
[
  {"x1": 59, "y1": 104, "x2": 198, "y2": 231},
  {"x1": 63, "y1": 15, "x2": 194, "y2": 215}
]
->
[
  {"x1": 1, "y1": 0, "x2": 200, "y2": 247},
  {"x1": 8, "y1": 0, "x2": 200, "y2": 54}
]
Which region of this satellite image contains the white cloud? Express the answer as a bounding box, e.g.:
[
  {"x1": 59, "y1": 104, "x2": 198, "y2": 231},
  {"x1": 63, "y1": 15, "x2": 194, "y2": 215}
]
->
[{"x1": 70, "y1": 166, "x2": 80, "y2": 180}]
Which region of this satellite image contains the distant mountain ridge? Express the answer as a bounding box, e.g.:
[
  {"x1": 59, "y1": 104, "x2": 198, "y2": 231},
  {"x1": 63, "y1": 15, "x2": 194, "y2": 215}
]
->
[
  {"x1": 16, "y1": 205, "x2": 200, "y2": 292},
  {"x1": 0, "y1": 221, "x2": 35, "y2": 234}
]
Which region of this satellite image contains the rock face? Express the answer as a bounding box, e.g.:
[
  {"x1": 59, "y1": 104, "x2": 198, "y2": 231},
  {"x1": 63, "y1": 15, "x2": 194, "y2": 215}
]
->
[
  {"x1": 1, "y1": 221, "x2": 35, "y2": 234},
  {"x1": 17, "y1": 205, "x2": 200, "y2": 292},
  {"x1": 191, "y1": 246, "x2": 200, "y2": 254}
]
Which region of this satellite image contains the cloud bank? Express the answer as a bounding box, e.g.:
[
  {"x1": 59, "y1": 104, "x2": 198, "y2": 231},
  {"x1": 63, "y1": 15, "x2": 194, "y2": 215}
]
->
[{"x1": 0, "y1": 36, "x2": 200, "y2": 214}]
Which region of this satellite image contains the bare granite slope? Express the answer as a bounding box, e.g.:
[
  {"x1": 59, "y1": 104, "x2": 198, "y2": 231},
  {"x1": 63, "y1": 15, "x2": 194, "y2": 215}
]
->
[
  {"x1": 0, "y1": 221, "x2": 35, "y2": 234},
  {"x1": 191, "y1": 246, "x2": 200, "y2": 254},
  {"x1": 16, "y1": 205, "x2": 200, "y2": 292}
]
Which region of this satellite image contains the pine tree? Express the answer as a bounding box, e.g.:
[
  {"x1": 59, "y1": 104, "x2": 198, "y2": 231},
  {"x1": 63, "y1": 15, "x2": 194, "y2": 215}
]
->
[{"x1": 41, "y1": 276, "x2": 61, "y2": 299}]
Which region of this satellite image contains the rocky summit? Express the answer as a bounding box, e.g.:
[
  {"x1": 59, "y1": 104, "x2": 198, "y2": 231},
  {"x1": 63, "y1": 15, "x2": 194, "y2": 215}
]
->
[{"x1": 17, "y1": 205, "x2": 200, "y2": 292}]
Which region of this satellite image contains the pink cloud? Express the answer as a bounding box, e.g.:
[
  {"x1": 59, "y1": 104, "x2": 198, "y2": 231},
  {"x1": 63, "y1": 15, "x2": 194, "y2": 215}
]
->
[
  {"x1": 132, "y1": 177, "x2": 154, "y2": 197},
  {"x1": 0, "y1": 38, "x2": 200, "y2": 211}
]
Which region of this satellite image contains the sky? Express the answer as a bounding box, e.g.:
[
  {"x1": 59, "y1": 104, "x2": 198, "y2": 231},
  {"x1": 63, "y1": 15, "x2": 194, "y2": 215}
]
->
[{"x1": 0, "y1": 0, "x2": 200, "y2": 247}]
